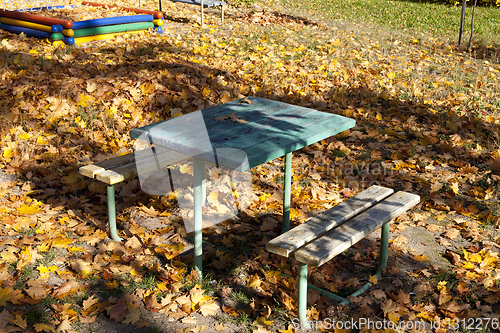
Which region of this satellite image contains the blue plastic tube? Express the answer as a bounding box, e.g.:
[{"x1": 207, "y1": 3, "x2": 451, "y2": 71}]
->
[
  {"x1": 0, "y1": 23, "x2": 51, "y2": 38},
  {"x1": 72, "y1": 14, "x2": 154, "y2": 29},
  {"x1": 17, "y1": 5, "x2": 77, "y2": 11}
]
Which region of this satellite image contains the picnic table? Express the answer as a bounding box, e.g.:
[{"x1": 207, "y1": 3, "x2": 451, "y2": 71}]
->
[{"x1": 130, "y1": 97, "x2": 355, "y2": 275}]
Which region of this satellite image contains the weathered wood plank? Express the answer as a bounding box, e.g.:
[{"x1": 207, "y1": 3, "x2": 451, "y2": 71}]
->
[
  {"x1": 81, "y1": 149, "x2": 190, "y2": 185},
  {"x1": 79, "y1": 152, "x2": 136, "y2": 178},
  {"x1": 266, "y1": 186, "x2": 394, "y2": 257},
  {"x1": 220, "y1": 116, "x2": 355, "y2": 170},
  {"x1": 130, "y1": 97, "x2": 298, "y2": 139},
  {"x1": 129, "y1": 97, "x2": 355, "y2": 171},
  {"x1": 293, "y1": 191, "x2": 420, "y2": 267}
]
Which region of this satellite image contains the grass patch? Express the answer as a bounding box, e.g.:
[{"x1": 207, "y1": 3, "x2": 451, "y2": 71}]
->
[{"x1": 279, "y1": 0, "x2": 500, "y2": 46}]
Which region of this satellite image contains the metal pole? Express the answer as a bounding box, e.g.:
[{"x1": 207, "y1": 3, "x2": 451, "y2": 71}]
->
[
  {"x1": 108, "y1": 185, "x2": 123, "y2": 242},
  {"x1": 298, "y1": 263, "x2": 308, "y2": 325},
  {"x1": 193, "y1": 157, "x2": 206, "y2": 276},
  {"x1": 282, "y1": 152, "x2": 292, "y2": 233}
]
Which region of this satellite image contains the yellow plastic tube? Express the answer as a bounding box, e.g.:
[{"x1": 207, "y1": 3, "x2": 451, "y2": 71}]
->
[
  {"x1": 0, "y1": 16, "x2": 62, "y2": 33},
  {"x1": 62, "y1": 29, "x2": 74, "y2": 37},
  {"x1": 153, "y1": 19, "x2": 163, "y2": 27},
  {"x1": 73, "y1": 29, "x2": 148, "y2": 44}
]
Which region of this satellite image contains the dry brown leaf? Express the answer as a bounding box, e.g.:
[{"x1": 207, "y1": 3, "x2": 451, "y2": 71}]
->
[{"x1": 444, "y1": 228, "x2": 461, "y2": 239}]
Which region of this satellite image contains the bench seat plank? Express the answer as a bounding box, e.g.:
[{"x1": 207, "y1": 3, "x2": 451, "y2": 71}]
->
[
  {"x1": 80, "y1": 148, "x2": 190, "y2": 185},
  {"x1": 293, "y1": 191, "x2": 420, "y2": 267},
  {"x1": 79, "y1": 152, "x2": 136, "y2": 178},
  {"x1": 266, "y1": 185, "x2": 394, "y2": 257}
]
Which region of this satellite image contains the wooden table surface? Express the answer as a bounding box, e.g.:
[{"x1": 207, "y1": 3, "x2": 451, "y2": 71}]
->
[{"x1": 130, "y1": 97, "x2": 356, "y2": 171}]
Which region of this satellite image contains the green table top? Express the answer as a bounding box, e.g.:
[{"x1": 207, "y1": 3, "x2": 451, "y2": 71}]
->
[{"x1": 130, "y1": 97, "x2": 355, "y2": 171}]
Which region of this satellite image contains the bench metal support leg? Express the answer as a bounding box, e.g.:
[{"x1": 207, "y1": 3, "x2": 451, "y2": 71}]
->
[
  {"x1": 107, "y1": 185, "x2": 123, "y2": 242},
  {"x1": 193, "y1": 157, "x2": 206, "y2": 276},
  {"x1": 303, "y1": 222, "x2": 391, "y2": 306},
  {"x1": 298, "y1": 263, "x2": 308, "y2": 325},
  {"x1": 282, "y1": 152, "x2": 292, "y2": 233},
  {"x1": 200, "y1": 0, "x2": 204, "y2": 28}
]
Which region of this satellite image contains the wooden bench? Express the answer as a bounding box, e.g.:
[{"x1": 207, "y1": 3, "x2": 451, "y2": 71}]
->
[
  {"x1": 79, "y1": 148, "x2": 190, "y2": 241},
  {"x1": 159, "y1": 0, "x2": 226, "y2": 27},
  {"x1": 266, "y1": 185, "x2": 420, "y2": 324}
]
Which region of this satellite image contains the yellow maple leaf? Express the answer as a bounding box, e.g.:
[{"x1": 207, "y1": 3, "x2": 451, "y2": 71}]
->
[
  {"x1": 0, "y1": 286, "x2": 12, "y2": 306},
  {"x1": 36, "y1": 135, "x2": 48, "y2": 145},
  {"x1": 199, "y1": 300, "x2": 219, "y2": 317},
  {"x1": 179, "y1": 164, "x2": 193, "y2": 174},
  {"x1": 33, "y1": 323, "x2": 55, "y2": 332},
  {"x1": 278, "y1": 326, "x2": 295, "y2": 333},
  {"x1": 369, "y1": 274, "x2": 378, "y2": 285},
  {"x1": 51, "y1": 237, "x2": 74, "y2": 248},
  {"x1": 37, "y1": 242, "x2": 52, "y2": 252},
  {"x1": 202, "y1": 87, "x2": 211, "y2": 97},
  {"x1": 67, "y1": 246, "x2": 84, "y2": 253},
  {"x1": 413, "y1": 254, "x2": 429, "y2": 262},
  {"x1": 77, "y1": 93, "x2": 92, "y2": 107},
  {"x1": 19, "y1": 132, "x2": 32, "y2": 140},
  {"x1": 256, "y1": 316, "x2": 274, "y2": 326},
  {"x1": 247, "y1": 274, "x2": 262, "y2": 288},
  {"x1": 1, "y1": 248, "x2": 18, "y2": 263},
  {"x1": 18, "y1": 247, "x2": 43, "y2": 264},
  {"x1": 3, "y1": 147, "x2": 13, "y2": 160},
  {"x1": 387, "y1": 311, "x2": 400, "y2": 323},
  {"x1": 468, "y1": 253, "x2": 482, "y2": 263},
  {"x1": 17, "y1": 204, "x2": 41, "y2": 215},
  {"x1": 9, "y1": 314, "x2": 27, "y2": 329},
  {"x1": 37, "y1": 266, "x2": 51, "y2": 279},
  {"x1": 462, "y1": 262, "x2": 475, "y2": 269}
]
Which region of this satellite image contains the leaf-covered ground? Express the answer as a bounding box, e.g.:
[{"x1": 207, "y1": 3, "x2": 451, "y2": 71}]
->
[{"x1": 1, "y1": 0, "x2": 500, "y2": 332}]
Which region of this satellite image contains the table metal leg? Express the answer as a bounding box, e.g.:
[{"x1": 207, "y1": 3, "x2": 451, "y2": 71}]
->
[
  {"x1": 298, "y1": 263, "x2": 308, "y2": 325},
  {"x1": 107, "y1": 185, "x2": 123, "y2": 242},
  {"x1": 282, "y1": 152, "x2": 292, "y2": 233},
  {"x1": 193, "y1": 157, "x2": 206, "y2": 276}
]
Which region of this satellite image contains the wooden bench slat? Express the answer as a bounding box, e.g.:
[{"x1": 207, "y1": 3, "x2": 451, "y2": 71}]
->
[
  {"x1": 79, "y1": 152, "x2": 136, "y2": 178},
  {"x1": 293, "y1": 191, "x2": 420, "y2": 267},
  {"x1": 90, "y1": 149, "x2": 190, "y2": 185},
  {"x1": 266, "y1": 185, "x2": 394, "y2": 257}
]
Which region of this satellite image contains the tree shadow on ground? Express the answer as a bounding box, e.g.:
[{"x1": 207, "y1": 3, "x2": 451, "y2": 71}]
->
[{"x1": 1, "y1": 17, "x2": 500, "y2": 331}]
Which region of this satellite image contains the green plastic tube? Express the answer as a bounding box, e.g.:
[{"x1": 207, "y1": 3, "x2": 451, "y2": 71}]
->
[
  {"x1": 72, "y1": 22, "x2": 154, "y2": 38},
  {"x1": 51, "y1": 32, "x2": 64, "y2": 40}
]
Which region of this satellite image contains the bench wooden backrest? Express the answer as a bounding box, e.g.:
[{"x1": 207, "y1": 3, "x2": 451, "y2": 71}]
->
[
  {"x1": 293, "y1": 191, "x2": 420, "y2": 266},
  {"x1": 266, "y1": 185, "x2": 394, "y2": 257}
]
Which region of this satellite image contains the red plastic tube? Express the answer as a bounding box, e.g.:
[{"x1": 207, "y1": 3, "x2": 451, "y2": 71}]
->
[
  {"x1": 0, "y1": 9, "x2": 73, "y2": 28},
  {"x1": 81, "y1": 1, "x2": 163, "y2": 19}
]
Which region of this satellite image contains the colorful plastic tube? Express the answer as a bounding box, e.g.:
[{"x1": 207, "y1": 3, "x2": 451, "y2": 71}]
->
[
  {"x1": 0, "y1": 23, "x2": 51, "y2": 38},
  {"x1": 51, "y1": 32, "x2": 64, "y2": 40},
  {"x1": 17, "y1": 5, "x2": 77, "y2": 11},
  {"x1": 71, "y1": 14, "x2": 153, "y2": 29},
  {"x1": 62, "y1": 29, "x2": 74, "y2": 37},
  {"x1": 81, "y1": 1, "x2": 163, "y2": 19},
  {"x1": 72, "y1": 22, "x2": 153, "y2": 37},
  {"x1": 73, "y1": 29, "x2": 148, "y2": 44},
  {"x1": 153, "y1": 19, "x2": 163, "y2": 26},
  {"x1": 0, "y1": 9, "x2": 72, "y2": 28},
  {"x1": 0, "y1": 16, "x2": 62, "y2": 32},
  {"x1": 51, "y1": 37, "x2": 75, "y2": 45},
  {"x1": 62, "y1": 36, "x2": 75, "y2": 44}
]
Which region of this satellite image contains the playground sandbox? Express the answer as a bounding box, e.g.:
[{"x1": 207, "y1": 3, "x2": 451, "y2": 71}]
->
[{"x1": 0, "y1": 2, "x2": 163, "y2": 45}]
